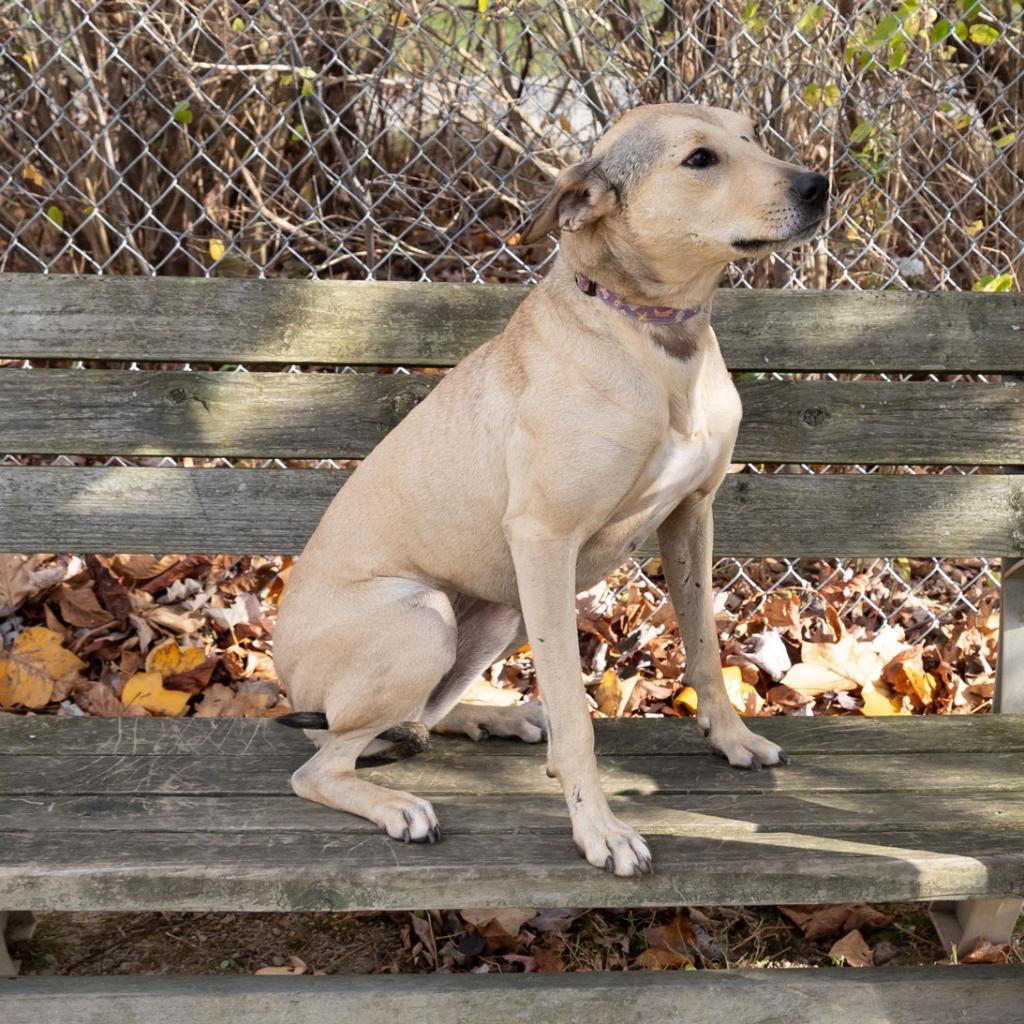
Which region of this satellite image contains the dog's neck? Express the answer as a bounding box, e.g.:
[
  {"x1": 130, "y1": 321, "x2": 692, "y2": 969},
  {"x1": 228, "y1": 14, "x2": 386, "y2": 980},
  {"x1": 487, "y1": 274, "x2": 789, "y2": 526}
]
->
[{"x1": 550, "y1": 250, "x2": 719, "y2": 361}]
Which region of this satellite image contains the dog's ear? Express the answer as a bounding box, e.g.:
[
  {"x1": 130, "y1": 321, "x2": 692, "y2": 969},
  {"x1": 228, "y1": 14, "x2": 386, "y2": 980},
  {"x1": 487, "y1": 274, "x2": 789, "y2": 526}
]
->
[{"x1": 519, "y1": 158, "x2": 616, "y2": 245}]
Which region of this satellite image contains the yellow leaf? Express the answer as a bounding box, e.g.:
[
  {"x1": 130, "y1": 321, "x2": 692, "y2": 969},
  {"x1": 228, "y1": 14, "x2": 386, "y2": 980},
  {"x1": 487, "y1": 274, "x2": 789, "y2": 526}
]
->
[
  {"x1": 860, "y1": 681, "x2": 908, "y2": 716},
  {"x1": 122, "y1": 671, "x2": 190, "y2": 716},
  {"x1": 594, "y1": 669, "x2": 621, "y2": 716},
  {"x1": 209, "y1": 238, "x2": 225, "y2": 261},
  {"x1": 146, "y1": 641, "x2": 208, "y2": 679},
  {"x1": 22, "y1": 163, "x2": 44, "y2": 187},
  {"x1": 0, "y1": 626, "x2": 85, "y2": 709},
  {"x1": 674, "y1": 686, "x2": 699, "y2": 714},
  {"x1": 722, "y1": 665, "x2": 763, "y2": 714}
]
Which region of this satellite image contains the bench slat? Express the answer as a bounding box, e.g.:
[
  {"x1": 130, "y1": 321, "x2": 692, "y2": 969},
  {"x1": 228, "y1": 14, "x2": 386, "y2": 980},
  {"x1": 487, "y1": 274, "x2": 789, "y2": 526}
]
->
[
  {"x1": 1, "y1": 791, "x2": 1020, "y2": 836},
  {"x1": 7, "y1": 968, "x2": 1024, "y2": 1024},
  {"x1": 2, "y1": 751, "x2": 1021, "y2": 797},
  {"x1": 2, "y1": 826, "x2": 1021, "y2": 910},
  {"x1": 2, "y1": 372, "x2": 1021, "y2": 464},
  {"x1": 6, "y1": 715, "x2": 1024, "y2": 756},
  {"x1": 1, "y1": 466, "x2": 1020, "y2": 556},
  {"x1": 4, "y1": 275, "x2": 1022, "y2": 371}
]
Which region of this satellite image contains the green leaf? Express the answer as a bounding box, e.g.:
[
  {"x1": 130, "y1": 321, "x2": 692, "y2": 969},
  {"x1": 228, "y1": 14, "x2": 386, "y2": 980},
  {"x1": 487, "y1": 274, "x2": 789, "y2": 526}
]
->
[
  {"x1": 850, "y1": 122, "x2": 874, "y2": 145},
  {"x1": 969, "y1": 24, "x2": 999, "y2": 45},
  {"x1": 823, "y1": 83, "x2": 841, "y2": 106},
  {"x1": 797, "y1": 4, "x2": 824, "y2": 33},
  {"x1": 298, "y1": 65, "x2": 316, "y2": 79},
  {"x1": 478, "y1": 0, "x2": 490, "y2": 11},
  {"x1": 300, "y1": 78, "x2": 314, "y2": 97},
  {"x1": 994, "y1": 131, "x2": 1016, "y2": 149},
  {"x1": 867, "y1": 14, "x2": 901, "y2": 45},
  {"x1": 930, "y1": 18, "x2": 953, "y2": 42},
  {"x1": 231, "y1": 16, "x2": 244, "y2": 32},
  {"x1": 173, "y1": 99, "x2": 192, "y2": 125},
  {"x1": 972, "y1": 273, "x2": 1014, "y2": 292},
  {"x1": 289, "y1": 123, "x2": 306, "y2": 140},
  {"x1": 958, "y1": 0, "x2": 982, "y2": 19},
  {"x1": 888, "y1": 36, "x2": 908, "y2": 69},
  {"x1": 953, "y1": 21, "x2": 968, "y2": 40},
  {"x1": 280, "y1": 74, "x2": 293, "y2": 87},
  {"x1": 45, "y1": 204, "x2": 63, "y2": 229},
  {"x1": 803, "y1": 83, "x2": 821, "y2": 105}
]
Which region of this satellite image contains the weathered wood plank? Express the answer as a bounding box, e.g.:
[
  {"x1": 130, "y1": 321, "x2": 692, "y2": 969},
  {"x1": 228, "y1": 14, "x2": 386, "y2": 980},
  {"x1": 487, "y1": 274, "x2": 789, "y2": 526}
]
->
[
  {"x1": 2, "y1": 751, "x2": 1022, "y2": 797},
  {"x1": 5, "y1": 714, "x2": 1024, "y2": 757},
  {"x1": 2, "y1": 467, "x2": 1022, "y2": 556},
  {"x1": 3, "y1": 372, "x2": 1022, "y2": 465},
  {"x1": 2, "y1": 827, "x2": 1022, "y2": 910},
  {"x1": 2, "y1": 790, "x2": 1021, "y2": 836},
  {"x1": 7, "y1": 968, "x2": 1024, "y2": 1024},
  {"x1": 4, "y1": 275, "x2": 1023, "y2": 371}
]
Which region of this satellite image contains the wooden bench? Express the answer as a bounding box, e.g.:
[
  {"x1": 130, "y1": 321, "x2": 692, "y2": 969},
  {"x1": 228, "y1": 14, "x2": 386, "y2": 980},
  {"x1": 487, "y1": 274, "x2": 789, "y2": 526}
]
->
[{"x1": 2, "y1": 274, "x2": 1024, "y2": 1019}]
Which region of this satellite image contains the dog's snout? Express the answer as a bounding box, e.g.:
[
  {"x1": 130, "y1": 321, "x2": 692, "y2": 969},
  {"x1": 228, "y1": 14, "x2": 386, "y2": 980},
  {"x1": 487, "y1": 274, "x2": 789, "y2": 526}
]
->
[{"x1": 789, "y1": 171, "x2": 829, "y2": 210}]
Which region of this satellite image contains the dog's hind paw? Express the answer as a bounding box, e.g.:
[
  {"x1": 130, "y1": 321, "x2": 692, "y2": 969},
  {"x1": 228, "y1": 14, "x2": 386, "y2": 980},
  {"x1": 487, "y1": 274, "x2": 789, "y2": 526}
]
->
[{"x1": 437, "y1": 700, "x2": 547, "y2": 744}]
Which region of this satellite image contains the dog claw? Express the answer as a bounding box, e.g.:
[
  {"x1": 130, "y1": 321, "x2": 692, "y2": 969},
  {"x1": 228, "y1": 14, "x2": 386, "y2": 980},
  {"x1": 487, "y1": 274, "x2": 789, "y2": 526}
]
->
[
  {"x1": 778, "y1": 751, "x2": 790, "y2": 765},
  {"x1": 428, "y1": 824, "x2": 442, "y2": 844},
  {"x1": 604, "y1": 855, "x2": 615, "y2": 874},
  {"x1": 402, "y1": 827, "x2": 411, "y2": 844}
]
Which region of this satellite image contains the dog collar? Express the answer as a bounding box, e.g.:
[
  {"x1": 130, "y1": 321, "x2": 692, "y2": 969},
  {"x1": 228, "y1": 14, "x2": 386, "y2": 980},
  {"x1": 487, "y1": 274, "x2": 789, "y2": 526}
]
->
[{"x1": 575, "y1": 275, "x2": 704, "y2": 325}]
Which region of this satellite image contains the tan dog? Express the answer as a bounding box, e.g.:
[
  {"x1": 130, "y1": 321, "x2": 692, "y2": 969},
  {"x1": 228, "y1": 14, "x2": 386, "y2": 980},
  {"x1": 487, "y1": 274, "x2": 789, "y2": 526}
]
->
[{"x1": 273, "y1": 103, "x2": 828, "y2": 876}]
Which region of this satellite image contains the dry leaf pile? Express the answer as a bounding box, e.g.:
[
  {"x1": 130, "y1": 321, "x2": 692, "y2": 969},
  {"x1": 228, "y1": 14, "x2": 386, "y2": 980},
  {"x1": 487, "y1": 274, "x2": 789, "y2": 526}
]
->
[{"x1": 0, "y1": 550, "x2": 997, "y2": 719}]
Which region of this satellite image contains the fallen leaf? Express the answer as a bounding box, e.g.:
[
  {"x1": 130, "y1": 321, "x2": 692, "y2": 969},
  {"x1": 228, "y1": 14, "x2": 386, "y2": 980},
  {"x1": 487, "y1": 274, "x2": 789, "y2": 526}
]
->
[
  {"x1": 57, "y1": 584, "x2": 114, "y2": 628},
  {"x1": 593, "y1": 669, "x2": 622, "y2": 716},
  {"x1": 0, "y1": 626, "x2": 86, "y2": 709},
  {"x1": 146, "y1": 641, "x2": 209, "y2": 679},
  {"x1": 674, "y1": 685, "x2": 699, "y2": 714},
  {"x1": 860, "y1": 680, "x2": 909, "y2": 716},
  {"x1": 762, "y1": 590, "x2": 802, "y2": 635},
  {"x1": 782, "y1": 634, "x2": 887, "y2": 696},
  {"x1": 829, "y1": 928, "x2": 872, "y2": 967},
  {"x1": 121, "y1": 671, "x2": 190, "y2": 716},
  {"x1": 961, "y1": 938, "x2": 1011, "y2": 963},
  {"x1": 73, "y1": 680, "x2": 126, "y2": 717},
  {"x1": 255, "y1": 956, "x2": 308, "y2": 975},
  {"x1": 0, "y1": 554, "x2": 66, "y2": 615},
  {"x1": 193, "y1": 682, "x2": 236, "y2": 717},
  {"x1": 462, "y1": 908, "x2": 536, "y2": 951}
]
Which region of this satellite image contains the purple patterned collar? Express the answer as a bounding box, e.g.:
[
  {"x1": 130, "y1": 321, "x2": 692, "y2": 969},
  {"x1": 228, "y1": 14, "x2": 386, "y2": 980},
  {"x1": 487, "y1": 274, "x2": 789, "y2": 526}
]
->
[{"x1": 575, "y1": 275, "x2": 705, "y2": 325}]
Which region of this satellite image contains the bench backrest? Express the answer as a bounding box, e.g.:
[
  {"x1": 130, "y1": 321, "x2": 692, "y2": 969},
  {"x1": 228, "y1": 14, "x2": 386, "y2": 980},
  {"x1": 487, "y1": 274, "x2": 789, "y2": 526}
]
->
[{"x1": 2, "y1": 274, "x2": 1023, "y2": 559}]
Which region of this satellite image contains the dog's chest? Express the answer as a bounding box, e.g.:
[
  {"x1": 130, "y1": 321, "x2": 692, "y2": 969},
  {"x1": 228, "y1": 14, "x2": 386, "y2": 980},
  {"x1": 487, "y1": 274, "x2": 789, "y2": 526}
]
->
[{"x1": 623, "y1": 428, "x2": 721, "y2": 526}]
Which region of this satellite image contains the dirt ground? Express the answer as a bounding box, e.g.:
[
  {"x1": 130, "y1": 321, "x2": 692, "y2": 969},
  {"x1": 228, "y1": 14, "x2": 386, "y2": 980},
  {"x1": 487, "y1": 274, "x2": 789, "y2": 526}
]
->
[{"x1": 14, "y1": 904, "x2": 1022, "y2": 977}]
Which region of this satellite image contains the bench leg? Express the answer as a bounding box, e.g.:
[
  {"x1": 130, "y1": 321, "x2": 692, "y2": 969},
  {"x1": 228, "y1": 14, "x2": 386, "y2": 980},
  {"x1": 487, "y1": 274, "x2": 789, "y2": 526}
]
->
[
  {"x1": 1, "y1": 911, "x2": 37, "y2": 977},
  {"x1": 995, "y1": 556, "x2": 1024, "y2": 712},
  {"x1": 929, "y1": 898, "x2": 1023, "y2": 956}
]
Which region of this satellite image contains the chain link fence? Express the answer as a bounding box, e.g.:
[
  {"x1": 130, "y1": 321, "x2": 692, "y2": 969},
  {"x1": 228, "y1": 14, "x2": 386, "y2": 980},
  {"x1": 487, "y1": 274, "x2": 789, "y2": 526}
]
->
[{"x1": 2, "y1": 1, "x2": 1021, "y2": 710}]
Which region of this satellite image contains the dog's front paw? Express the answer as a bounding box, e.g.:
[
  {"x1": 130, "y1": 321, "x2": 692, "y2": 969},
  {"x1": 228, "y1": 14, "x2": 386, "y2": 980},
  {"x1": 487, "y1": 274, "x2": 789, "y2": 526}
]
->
[
  {"x1": 375, "y1": 792, "x2": 442, "y2": 844},
  {"x1": 573, "y1": 812, "x2": 652, "y2": 877},
  {"x1": 702, "y1": 717, "x2": 787, "y2": 770}
]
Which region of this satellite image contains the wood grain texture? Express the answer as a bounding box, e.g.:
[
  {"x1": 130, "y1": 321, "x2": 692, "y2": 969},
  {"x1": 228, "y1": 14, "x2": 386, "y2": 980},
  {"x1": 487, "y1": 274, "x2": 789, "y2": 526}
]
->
[
  {"x1": 4, "y1": 275, "x2": 1023, "y2": 371},
  {"x1": 2, "y1": 372, "x2": 1022, "y2": 464},
  {"x1": 7, "y1": 968, "x2": 1024, "y2": 1024},
  {"x1": 6, "y1": 715, "x2": 1024, "y2": 757},
  {"x1": 2, "y1": 791, "x2": 1021, "y2": 836},
  {"x1": 2, "y1": 827, "x2": 1021, "y2": 910},
  {"x1": 2, "y1": 467, "x2": 1023, "y2": 556},
  {"x1": 3, "y1": 750, "x2": 1022, "y2": 798}
]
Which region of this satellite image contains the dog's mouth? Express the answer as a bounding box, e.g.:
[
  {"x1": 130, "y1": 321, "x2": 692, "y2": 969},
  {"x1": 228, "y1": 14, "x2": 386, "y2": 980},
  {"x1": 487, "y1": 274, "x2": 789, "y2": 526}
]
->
[{"x1": 731, "y1": 216, "x2": 825, "y2": 253}]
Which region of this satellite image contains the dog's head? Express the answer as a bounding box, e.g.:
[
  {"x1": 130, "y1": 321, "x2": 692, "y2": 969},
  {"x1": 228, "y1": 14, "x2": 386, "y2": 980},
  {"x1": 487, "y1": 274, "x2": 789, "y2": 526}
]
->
[{"x1": 521, "y1": 103, "x2": 828, "y2": 283}]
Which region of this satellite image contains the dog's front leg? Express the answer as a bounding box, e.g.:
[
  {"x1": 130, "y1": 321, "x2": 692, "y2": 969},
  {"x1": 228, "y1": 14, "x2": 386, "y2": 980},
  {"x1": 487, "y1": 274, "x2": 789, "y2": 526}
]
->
[
  {"x1": 507, "y1": 526, "x2": 652, "y2": 876},
  {"x1": 658, "y1": 493, "x2": 787, "y2": 768}
]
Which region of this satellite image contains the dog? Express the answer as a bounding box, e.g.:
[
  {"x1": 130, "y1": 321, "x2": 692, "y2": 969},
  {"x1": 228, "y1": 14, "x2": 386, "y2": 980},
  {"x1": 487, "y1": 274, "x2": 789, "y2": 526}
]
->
[{"x1": 272, "y1": 103, "x2": 829, "y2": 877}]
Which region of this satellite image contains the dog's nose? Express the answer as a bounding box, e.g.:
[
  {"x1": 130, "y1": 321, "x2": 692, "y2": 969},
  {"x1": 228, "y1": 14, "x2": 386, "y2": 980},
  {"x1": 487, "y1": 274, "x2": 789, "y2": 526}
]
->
[{"x1": 789, "y1": 171, "x2": 829, "y2": 210}]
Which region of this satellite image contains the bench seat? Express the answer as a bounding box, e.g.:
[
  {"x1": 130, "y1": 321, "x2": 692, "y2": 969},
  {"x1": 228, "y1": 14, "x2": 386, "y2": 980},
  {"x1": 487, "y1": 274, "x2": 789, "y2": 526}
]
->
[{"x1": 3, "y1": 715, "x2": 1023, "y2": 912}]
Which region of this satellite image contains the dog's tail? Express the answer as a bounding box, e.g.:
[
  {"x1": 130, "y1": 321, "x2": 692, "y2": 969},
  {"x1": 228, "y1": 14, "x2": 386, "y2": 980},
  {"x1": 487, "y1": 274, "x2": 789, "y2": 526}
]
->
[{"x1": 275, "y1": 713, "x2": 430, "y2": 762}]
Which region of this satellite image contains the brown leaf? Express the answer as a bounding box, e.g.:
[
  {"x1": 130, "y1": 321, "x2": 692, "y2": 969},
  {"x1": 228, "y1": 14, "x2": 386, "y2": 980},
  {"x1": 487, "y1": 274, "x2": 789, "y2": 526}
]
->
[
  {"x1": 645, "y1": 911, "x2": 697, "y2": 958},
  {"x1": 781, "y1": 634, "x2": 887, "y2": 696},
  {"x1": 110, "y1": 554, "x2": 180, "y2": 583},
  {"x1": 762, "y1": 590, "x2": 802, "y2": 636},
  {"x1": 138, "y1": 555, "x2": 211, "y2": 595},
  {"x1": 87, "y1": 555, "x2": 132, "y2": 624},
  {"x1": 163, "y1": 656, "x2": 217, "y2": 695},
  {"x1": 829, "y1": 929, "x2": 872, "y2": 967},
  {"x1": 462, "y1": 908, "x2": 536, "y2": 951},
  {"x1": 0, "y1": 554, "x2": 66, "y2": 615},
  {"x1": 57, "y1": 584, "x2": 114, "y2": 628},
  {"x1": 194, "y1": 682, "x2": 236, "y2": 718},
  {"x1": 74, "y1": 680, "x2": 126, "y2": 717},
  {"x1": 961, "y1": 938, "x2": 1011, "y2": 964}
]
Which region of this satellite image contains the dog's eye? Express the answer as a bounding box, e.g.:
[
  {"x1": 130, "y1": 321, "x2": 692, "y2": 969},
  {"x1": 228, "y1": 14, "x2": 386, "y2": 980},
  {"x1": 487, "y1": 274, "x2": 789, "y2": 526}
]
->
[{"x1": 683, "y1": 148, "x2": 717, "y2": 169}]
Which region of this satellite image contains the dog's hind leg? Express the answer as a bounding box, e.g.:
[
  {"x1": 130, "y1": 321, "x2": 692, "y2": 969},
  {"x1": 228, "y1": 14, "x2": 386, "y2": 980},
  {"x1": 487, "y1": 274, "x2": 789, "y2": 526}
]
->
[
  {"x1": 282, "y1": 577, "x2": 458, "y2": 842},
  {"x1": 421, "y1": 597, "x2": 546, "y2": 743}
]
